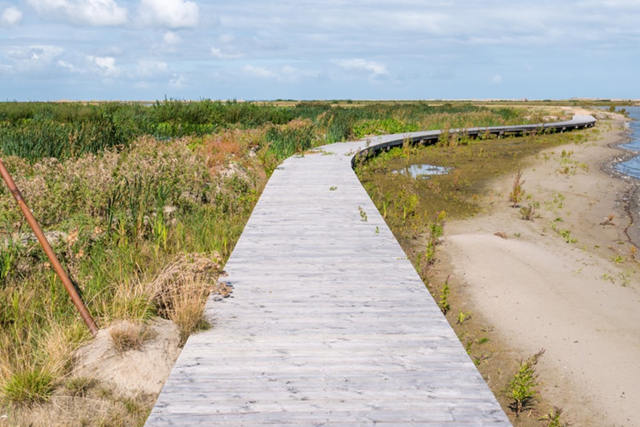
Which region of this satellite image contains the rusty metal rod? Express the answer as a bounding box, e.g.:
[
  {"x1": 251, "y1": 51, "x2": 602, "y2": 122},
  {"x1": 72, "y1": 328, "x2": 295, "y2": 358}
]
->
[{"x1": 0, "y1": 157, "x2": 98, "y2": 336}]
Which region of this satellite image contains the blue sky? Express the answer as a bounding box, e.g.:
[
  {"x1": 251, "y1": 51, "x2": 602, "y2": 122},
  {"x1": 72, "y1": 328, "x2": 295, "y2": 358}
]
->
[{"x1": 0, "y1": 0, "x2": 639, "y2": 101}]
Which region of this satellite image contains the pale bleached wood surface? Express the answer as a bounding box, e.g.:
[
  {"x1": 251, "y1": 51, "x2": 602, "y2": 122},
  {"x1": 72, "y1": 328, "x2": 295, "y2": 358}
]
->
[{"x1": 145, "y1": 117, "x2": 595, "y2": 426}]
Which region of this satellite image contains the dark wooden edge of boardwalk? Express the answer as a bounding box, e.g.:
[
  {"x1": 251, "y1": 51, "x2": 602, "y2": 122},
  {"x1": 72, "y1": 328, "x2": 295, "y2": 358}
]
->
[
  {"x1": 145, "y1": 115, "x2": 595, "y2": 427},
  {"x1": 349, "y1": 115, "x2": 596, "y2": 166}
]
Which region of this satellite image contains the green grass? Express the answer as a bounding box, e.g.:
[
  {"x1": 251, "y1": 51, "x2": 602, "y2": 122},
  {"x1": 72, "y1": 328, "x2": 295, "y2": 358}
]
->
[
  {"x1": 0, "y1": 100, "x2": 533, "y2": 163},
  {"x1": 2, "y1": 368, "x2": 55, "y2": 404}
]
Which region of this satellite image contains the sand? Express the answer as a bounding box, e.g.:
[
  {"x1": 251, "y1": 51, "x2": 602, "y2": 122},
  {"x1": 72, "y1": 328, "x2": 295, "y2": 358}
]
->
[{"x1": 441, "y1": 112, "x2": 640, "y2": 426}]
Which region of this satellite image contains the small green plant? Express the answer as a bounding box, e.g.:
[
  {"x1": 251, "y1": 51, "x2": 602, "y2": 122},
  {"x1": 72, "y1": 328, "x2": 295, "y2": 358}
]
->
[
  {"x1": 610, "y1": 255, "x2": 624, "y2": 264},
  {"x1": 439, "y1": 275, "x2": 451, "y2": 315},
  {"x1": 358, "y1": 206, "x2": 368, "y2": 222},
  {"x1": 601, "y1": 273, "x2": 615, "y2": 284},
  {"x1": 425, "y1": 211, "x2": 447, "y2": 266},
  {"x1": 519, "y1": 204, "x2": 536, "y2": 221},
  {"x1": 618, "y1": 271, "x2": 631, "y2": 287},
  {"x1": 329, "y1": 186, "x2": 337, "y2": 191},
  {"x1": 509, "y1": 170, "x2": 525, "y2": 207},
  {"x1": 456, "y1": 311, "x2": 471, "y2": 325},
  {"x1": 507, "y1": 349, "x2": 545, "y2": 417},
  {"x1": 550, "y1": 219, "x2": 577, "y2": 243},
  {"x1": 539, "y1": 406, "x2": 570, "y2": 427},
  {"x1": 558, "y1": 229, "x2": 577, "y2": 244}
]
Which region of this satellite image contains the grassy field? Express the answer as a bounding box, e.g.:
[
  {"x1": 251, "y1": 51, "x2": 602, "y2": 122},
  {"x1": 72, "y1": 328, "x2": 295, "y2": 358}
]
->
[{"x1": 0, "y1": 100, "x2": 577, "y2": 425}]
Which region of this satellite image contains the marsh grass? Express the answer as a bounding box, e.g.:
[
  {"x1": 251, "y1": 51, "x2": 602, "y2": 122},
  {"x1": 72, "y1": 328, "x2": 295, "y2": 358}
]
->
[{"x1": 0, "y1": 131, "x2": 254, "y2": 411}]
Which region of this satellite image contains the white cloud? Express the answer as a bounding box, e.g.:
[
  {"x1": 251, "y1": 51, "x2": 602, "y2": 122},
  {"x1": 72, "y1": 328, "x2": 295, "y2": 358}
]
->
[
  {"x1": 491, "y1": 74, "x2": 503, "y2": 84},
  {"x1": 57, "y1": 59, "x2": 81, "y2": 73},
  {"x1": 240, "y1": 64, "x2": 316, "y2": 83},
  {"x1": 243, "y1": 64, "x2": 277, "y2": 79},
  {"x1": 134, "y1": 60, "x2": 169, "y2": 78},
  {"x1": 92, "y1": 56, "x2": 121, "y2": 76},
  {"x1": 334, "y1": 58, "x2": 388, "y2": 79},
  {"x1": 8, "y1": 45, "x2": 63, "y2": 62},
  {"x1": 26, "y1": 0, "x2": 128, "y2": 26},
  {"x1": 1, "y1": 6, "x2": 23, "y2": 25},
  {"x1": 170, "y1": 73, "x2": 186, "y2": 87},
  {"x1": 139, "y1": 0, "x2": 199, "y2": 28},
  {"x1": 2, "y1": 45, "x2": 64, "y2": 74},
  {"x1": 163, "y1": 31, "x2": 181, "y2": 45},
  {"x1": 211, "y1": 47, "x2": 243, "y2": 60}
]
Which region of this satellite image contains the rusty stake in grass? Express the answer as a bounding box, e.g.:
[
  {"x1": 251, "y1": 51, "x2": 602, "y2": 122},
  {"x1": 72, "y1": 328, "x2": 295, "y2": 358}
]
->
[{"x1": 0, "y1": 157, "x2": 98, "y2": 336}]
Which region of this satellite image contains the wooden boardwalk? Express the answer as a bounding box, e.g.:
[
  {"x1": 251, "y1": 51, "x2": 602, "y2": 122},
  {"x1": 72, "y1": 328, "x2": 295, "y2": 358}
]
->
[{"x1": 145, "y1": 116, "x2": 595, "y2": 426}]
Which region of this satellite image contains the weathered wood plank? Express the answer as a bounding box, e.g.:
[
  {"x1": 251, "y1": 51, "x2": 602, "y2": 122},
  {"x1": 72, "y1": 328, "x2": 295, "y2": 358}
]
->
[{"x1": 145, "y1": 117, "x2": 596, "y2": 426}]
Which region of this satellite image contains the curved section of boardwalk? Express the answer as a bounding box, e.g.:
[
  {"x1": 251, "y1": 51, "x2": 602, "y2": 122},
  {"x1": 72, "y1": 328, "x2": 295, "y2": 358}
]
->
[{"x1": 146, "y1": 116, "x2": 595, "y2": 426}]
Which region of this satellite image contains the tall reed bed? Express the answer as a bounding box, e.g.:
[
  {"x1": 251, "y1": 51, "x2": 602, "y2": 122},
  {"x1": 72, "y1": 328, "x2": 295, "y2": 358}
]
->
[{"x1": 0, "y1": 100, "x2": 530, "y2": 163}]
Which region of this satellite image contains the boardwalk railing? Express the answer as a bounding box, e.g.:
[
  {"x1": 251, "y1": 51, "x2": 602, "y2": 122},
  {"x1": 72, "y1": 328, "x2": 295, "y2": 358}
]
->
[
  {"x1": 146, "y1": 115, "x2": 595, "y2": 426},
  {"x1": 352, "y1": 115, "x2": 596, "y2": 163}
]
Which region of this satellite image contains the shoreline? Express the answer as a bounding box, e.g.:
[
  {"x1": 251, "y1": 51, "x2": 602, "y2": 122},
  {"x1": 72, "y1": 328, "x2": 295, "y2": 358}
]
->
[
  {"x1": 438, "y1": 111, "x2": 640, "y2": 427},
  {"x1": 601, "y1": 126, "x2": 640, "y2": 248}
]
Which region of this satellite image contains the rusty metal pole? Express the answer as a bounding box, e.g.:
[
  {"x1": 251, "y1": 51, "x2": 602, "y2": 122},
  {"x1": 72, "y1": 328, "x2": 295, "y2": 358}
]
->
[{"x1": 0, "y1": 157, "x2": 98, "y2": 336}]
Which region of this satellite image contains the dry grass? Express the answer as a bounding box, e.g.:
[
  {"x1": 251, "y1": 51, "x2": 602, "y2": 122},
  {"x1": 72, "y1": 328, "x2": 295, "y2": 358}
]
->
[
  {"x1": 109, "y1": 322, "x2": 153, "y2": 353},
  {"x1": 163, "y1": 279, "x2": 212, "y2": 345},
  {"x1": 0, "y1": 323, "x2": 81, "y2": 405},
  {"x1": 149, "y1": 252, "x2": 229, "y2": 345}
]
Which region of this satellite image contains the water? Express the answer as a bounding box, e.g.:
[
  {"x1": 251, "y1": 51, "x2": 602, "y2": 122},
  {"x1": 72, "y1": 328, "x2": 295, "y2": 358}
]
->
[
  {"x1": 392, "y1": 164, "x2": 452, "y2": 179},
  {"x1": 615, "y1": 106, "x2": 640, "y2": 179}
]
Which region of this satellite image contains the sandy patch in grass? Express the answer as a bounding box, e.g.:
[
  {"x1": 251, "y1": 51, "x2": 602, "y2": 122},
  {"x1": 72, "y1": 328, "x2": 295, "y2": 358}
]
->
[
  {"x1": 73, "y1": 318, "x2": 181, "y2": 397},
  {"x1": 442, "y1": 112, "x2": 640, "y2": 427}
]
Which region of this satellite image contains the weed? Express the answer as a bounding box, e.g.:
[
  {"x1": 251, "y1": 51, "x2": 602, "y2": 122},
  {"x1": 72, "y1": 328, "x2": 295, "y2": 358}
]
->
[
  {"x1": 358, "y1": 206, "x2": 368, "y2": 222},
  {"x1": 439, "y1": 275, "x2": 451, "y2": 315},
  {"x1": 507, "y1": 349, "x2": 545, "y2": 417},
  {"x1": 601, "y1": 273, "x2": 615, "y2": 284},
  {"x1": 509, "y1": 170, "x2": 525, "y2": 207},
  {"x1": 610, "y1": 255, "x2": 624, "y2": 264},
  {"x1": 618, "y1": 271, "x2": 631, "y2": 287},
  {"x1": 456, "y1": 311, "x2": 471, "y2": 325},
  {"x1": 329, "y1": 186, "x2": 337, "y2": 191},
  {"x1": 539, "y1": 406, "x2": 571, "y2": 427},
  {"x1": 550, "y1": 219, "x2": 577, "y2": 243},
  {"x1": 519, "y1": 204, "x2": 537, "y2": 221}
]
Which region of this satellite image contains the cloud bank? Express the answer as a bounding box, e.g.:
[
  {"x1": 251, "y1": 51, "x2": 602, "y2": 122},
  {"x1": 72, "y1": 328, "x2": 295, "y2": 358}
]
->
[{"x1": 0, "y1": 0, "x2": 638, "y2": 100}]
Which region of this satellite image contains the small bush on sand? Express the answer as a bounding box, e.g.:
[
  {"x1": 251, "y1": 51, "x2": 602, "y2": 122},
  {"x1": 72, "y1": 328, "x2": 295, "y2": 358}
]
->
[{"x1": 507, "y1": 349, "x2": 545, "y2": 416}]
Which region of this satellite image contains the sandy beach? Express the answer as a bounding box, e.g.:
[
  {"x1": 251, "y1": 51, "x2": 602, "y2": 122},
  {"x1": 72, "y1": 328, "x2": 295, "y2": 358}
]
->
[{"x1": 439, "y1": 111, "x2": 640, "y2": 426}]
